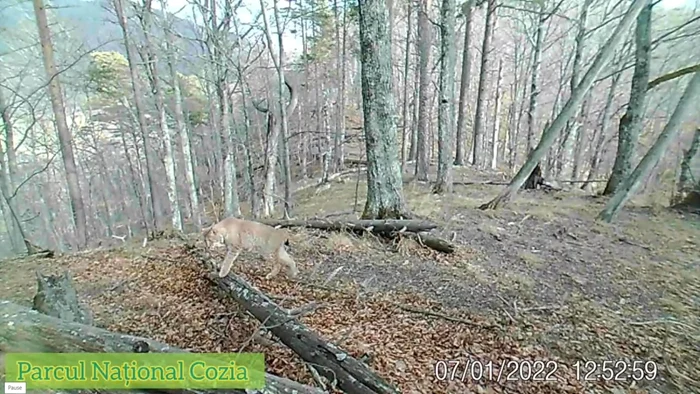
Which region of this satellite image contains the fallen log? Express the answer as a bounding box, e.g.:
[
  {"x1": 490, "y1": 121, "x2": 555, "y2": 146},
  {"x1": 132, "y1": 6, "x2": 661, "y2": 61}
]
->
[
  {"x1": 409, "y1": 232, "x2": 455, "y2": 253},
  {"x1": 188, "y1": 246, "x2": 400, "y2": 394},
  {"x1": 0, "y1": 301, "x2": 325, "y2": 394},
  {"x1": 259, "y1": 219, "x2": 455, "y2": 254},
  {"x1": 259, "y1": 219, "x2": 437, "y2": 234}
]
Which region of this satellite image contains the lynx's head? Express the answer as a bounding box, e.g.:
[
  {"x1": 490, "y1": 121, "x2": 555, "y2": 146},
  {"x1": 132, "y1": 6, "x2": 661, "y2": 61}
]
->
[{"x1": 202, "y1": 225, "x2": 225, "y2": 249}]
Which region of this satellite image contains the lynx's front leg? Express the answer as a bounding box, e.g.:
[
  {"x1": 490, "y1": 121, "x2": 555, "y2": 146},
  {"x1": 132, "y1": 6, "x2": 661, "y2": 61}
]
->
[
  {"x1": 270, "y1": 245, "x2": 299, "y2": 279},
  {"x1": 218, "y1": 248, "x2": 241, "y2": 278}
]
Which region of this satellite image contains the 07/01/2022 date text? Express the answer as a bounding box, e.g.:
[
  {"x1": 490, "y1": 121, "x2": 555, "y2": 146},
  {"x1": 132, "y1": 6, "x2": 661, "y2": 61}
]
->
[
  {"x1": 434, "y1": 359, "x2": 659, "y2": 383},
  {"x1": 434, "y1": 359, "x2": 561, "y2": 383}
]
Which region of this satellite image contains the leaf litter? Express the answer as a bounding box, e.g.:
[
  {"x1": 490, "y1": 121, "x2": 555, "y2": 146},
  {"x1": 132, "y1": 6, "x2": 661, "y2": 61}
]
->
[{"x1": 3, "y1": 223, "x2": 694, "y2": 394}]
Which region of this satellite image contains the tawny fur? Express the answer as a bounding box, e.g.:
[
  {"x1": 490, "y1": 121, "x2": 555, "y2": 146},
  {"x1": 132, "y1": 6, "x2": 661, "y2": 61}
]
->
[{"x1": 201, "y1": 217, "x2": 299, "y2": 280}]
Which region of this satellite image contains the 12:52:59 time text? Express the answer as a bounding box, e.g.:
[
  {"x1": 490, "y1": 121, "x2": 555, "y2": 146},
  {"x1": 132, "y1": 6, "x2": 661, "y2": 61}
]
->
[{"x1": 574, "y1": 360, "x2": 658, "y2": 382}]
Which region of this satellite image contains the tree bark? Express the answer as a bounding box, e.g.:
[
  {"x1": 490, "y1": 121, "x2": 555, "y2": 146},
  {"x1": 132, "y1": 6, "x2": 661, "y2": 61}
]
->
[
  {"x1": 674, "y1": 127, "x2": 700, "y2": 203},
  {"x1": 433, "y1": 0, "x2": 456, "y2": 194},
  {"x1": 454, "y1": 0, "x2": 475, "y2": 166},
  {"x1": 33, "y1": 0, "x2": 88, "y2": 249},
  {"x1": 471, "y1": 0, "x2": 496, "y2": 168},
  {"x1": 599, "y1": 71, "x2": 700, "y2": 221},
  {"x1": 479, "y1": 0, "x2": 649, "y2": 210},
  {"x1": 414, "y1": 0, "x2": 433, "y2": 181},
  {"x1": 358, "y1": 0, "x2": 408, "y2": 219},
  {"x1": 272, "y1": 0, "x2": 294, "y2": 219},
  {"x1": 604, "y1": 0, "x2": 653, "y2": 195},
  {"x1": 491, "y1": 59, "x2": 503, "y2": 170},
  {"x1": 400, "y1": 0, "x2": 414, "y2": 170},
  {"x1": 409, "y1": 44, "x2": 420, "y2": 162},
  {"x1": 0, "y1": 301, "x2": 322, "y2": 394},
  {"x1": 333, "y1": 0, "x2": 347, "y2": 172},
  {"x1": 188, "y1": 247, "x2": 400, "y2": 394}
]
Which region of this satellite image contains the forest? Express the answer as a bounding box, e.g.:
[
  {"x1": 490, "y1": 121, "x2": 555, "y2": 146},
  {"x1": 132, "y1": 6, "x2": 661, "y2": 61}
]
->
[{"x1": 0, "y1": 0, "x2": 699, "y2": 392}]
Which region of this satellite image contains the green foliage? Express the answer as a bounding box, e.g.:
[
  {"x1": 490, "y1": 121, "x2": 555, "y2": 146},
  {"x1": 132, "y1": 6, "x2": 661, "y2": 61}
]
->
[
  {"x1": 291, "y1": 0, "x2": 336, "y2": 64},
  {"x1": 178, "y1": 73, "x2": 207, "y2": 126},
  {"x1": 86, "y1": 51, "x2": 129, "y2": 99},
  {"x1": 179, "y1": 73, "x2": 205, "y2": 98}
]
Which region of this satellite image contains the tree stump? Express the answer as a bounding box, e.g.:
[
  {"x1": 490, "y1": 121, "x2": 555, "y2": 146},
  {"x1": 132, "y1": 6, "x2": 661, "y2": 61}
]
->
[
  {"x1": 523, "y1": 163, "x2": 544, "y2": 190},
  {"x1": 32, "y1": 270, "x2": 93, "y2": 325}
]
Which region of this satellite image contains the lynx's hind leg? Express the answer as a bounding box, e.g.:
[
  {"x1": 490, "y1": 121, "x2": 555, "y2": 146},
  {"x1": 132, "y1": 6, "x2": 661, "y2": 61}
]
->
[
  {"x1": 218, "y1": 249, "x2": 241, "y2": 278},
  {"x1": 276, "y1": 245, "x2": 299, "y2": 279}
]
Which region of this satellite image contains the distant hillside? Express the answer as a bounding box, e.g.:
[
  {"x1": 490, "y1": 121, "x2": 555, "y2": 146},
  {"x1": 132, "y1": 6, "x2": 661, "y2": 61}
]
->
[{"x1": 0, "y1": 0, "x2": 203, "y2": 73}]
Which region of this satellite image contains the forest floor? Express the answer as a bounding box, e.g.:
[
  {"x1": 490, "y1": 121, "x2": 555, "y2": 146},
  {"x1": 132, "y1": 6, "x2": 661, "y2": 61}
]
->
[{"x1": 1, "y1": 165, "x2": 698, "y2": 394}]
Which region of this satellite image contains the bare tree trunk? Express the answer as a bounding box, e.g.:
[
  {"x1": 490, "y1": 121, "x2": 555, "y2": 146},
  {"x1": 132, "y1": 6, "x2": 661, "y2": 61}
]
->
[
  {"x1": 604, "y1": 0, "x2": 653, "y2": 195},
  {"x1": 582, "y1": 69, "x2": 622, "y2": 190},
  {"x1": 525, "y1": 6, "x2": 545, "y2": 155},
  {"x1": 118, "y1": 107, "x2": 150, "y2": 231},
  {"x1": 32, "y1": 0, "x2": 87, "y2": 248},
  {"x1": 504, "y1": 84, "x2": 514, "y2": 168},
  {"x1": 471, "y1": 0, "x2": 496, "y2": 168},
  {"x1": 434, "y1": 0, "x2": 456, "y2": 194},
  {"x1": 673, "y1": 127, "x2": 700, "y2": 204},
  {"x1": 272, "y1": 0, "x2": 293, "y2": 219},
  {"x1": 408, "y1": 43, "x2": 420, "y2": 162},
  {"x1": 113, "y1": 0, "x2": 161, "y2": 232},
  {"x1": 0, "y1": 148, "x2": 28, "y2": 254},
  {"x1": 139, "y1": 0, "x2": 182, "y2": 232},
  {"x1": 230, "y1": 15, "x2": 260, "y2": 219},
  {"x1": 560, "y1": 0, "x2": 593, "y2": 179},
  {"x1": 259, "y1": 0, "x2": 296, "y2": 219},
  {"x1": 572, "y1": 97, "x2": 591, "y2": 180},
  {"x1": 491, "y1": 59, "x2": 503, "y2": 170},
  {"x1": 550, "y1": 50, "x2": 575, "y2": 176},
  {"x1": 321, "y1": 100, "x2": 332, "y2": 182},
  {"x1": 161, "y1": 0, "x2": 200, "y2": 227},
  {"x1": 0, "y1": 88, "x2": 17, "y2": 189},
  {"x1": 480, "y1": 0, "x2": 649, "y2": 210},
  {"x1": 299, "y1": 14, "x2": 309, "y2": 180},
  {"x1": 599, "y1": 71, "x2": 700, "y2": 221},
  {"x1": 454, "y1": 0, "x2": 475, "y2": 166},
  {"x1": 400, "y1": 0, "x2": 413, "y2": 171},
  {"x1": 220, "y1": 84, "x2": 242, "y2": 218},
  {"x1": 259, "y1": 3, "x2": 282, "y2": 218},
  {"x1": 414, "y1": 0, "x2": 432, "y2": 181},
  {"x1": 0, "y1": 89, "x2": 23, "y2": 253},
  {"x1": 510, "y1": 38, "x2": 530, "y2": 171},
  {"x1": 358, "y1": 0, "x2": 408, "y2": 219},
  {"x1": 332, "y1": 0, "x2": 347, "y2": 171}
]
